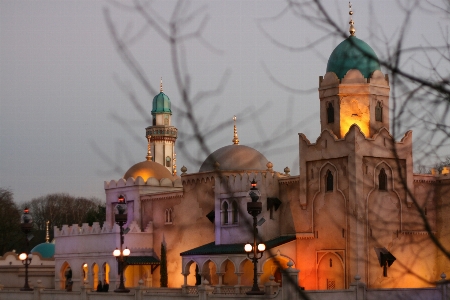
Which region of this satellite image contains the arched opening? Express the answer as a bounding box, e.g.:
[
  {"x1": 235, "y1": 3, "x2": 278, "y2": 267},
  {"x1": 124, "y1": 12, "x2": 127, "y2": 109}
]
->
[
  {"x1": 326, "y1": 170, "x2": 333, "y2": 192},
  {"x1": 240, "y1": 259, "x2": 254, "y2": 286},
  {"x1": 82, "y1": 263, "x2": 88, "y2": 283},
  {"x1": 317, "y1": 252, "x2": 344, "y2": 290},
  {"x1": 379, "y1": 168, "x2": 387, "y2": 190},
  {"x1": 60, "y1": 262, "x2": 72, "y2": 290},
  {"x1": 92, "y1": 263, "x2": 99, "y2": 290},
  {"x1": 220, "y1": 259, "x2": 237, "y2": 286},
  {"x1": 166, "y1": 156, "x2": 171, "y2": 167},
  {"x1": 201, "y1": 260, "x2": 218, "y2": 285},
  {"x1": 261, "y1": 256, "x2": 291, "y2": 286},
  {"x1": 102, "y1": 263, "x2": 110, "y2": 290},
  {"x1": 327, "y1": 102, "x2": 334, "y2": 123},
  {"x1": 221, "y1": 201, "x2": 229, "y2": 225},
  {"x1": 186, "y1": 261, "x2": 201, "y2": 286},
  {"x1": 231, "y1": 200, "x2": 238, "y2": 224},
  {"x1": 165, "y1": 208, "x2": 173, "y2": 224},
  {"x1": 375, "y1": 101, "x2": 383, "y2": 122}
]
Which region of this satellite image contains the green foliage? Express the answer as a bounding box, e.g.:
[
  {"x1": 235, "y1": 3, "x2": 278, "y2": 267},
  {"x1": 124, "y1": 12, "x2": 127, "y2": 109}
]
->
[{"x1": 160, "y1": 242, "x2": 168, "y2": 287}]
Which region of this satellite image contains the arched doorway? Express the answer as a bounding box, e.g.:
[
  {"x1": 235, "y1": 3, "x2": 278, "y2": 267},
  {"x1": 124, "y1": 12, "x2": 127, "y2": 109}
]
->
[
  {"x1": 60, "y1": 262, "x2": 72, "y2": 290},
  {"x1": 92, "y1": 263, "x2": 99, "y2": 289},
  {"x1": 317, "y1": 252, "x2": 344, "y2": 290}
]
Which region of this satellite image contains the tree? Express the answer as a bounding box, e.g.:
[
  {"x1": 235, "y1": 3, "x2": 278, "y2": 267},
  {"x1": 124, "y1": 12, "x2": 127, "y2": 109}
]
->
[
  {"x1": 160, "y1": 242, "x2": 168, "y2": 287},
  {"x1": 0, "y1": 188, "x2": 22, "y2": 255},
  {"x1": 22, "y1": 194, "x2": 104, "y2": 239}
]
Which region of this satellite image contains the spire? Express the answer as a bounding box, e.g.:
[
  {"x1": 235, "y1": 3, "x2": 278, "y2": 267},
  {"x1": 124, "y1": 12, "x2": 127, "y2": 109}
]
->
[
  {"x1": 45, "y1": 220, "x2": 50, "y2": 243},
  {"x1": 160, "y1": 77, "x2": 163, "y2": 93},
  {"x1": 146, "y1": 136, "x2": 153, "y2": 161},
  {"x1": 232, "y1": 115, "x2": 239, "y2": 145},
  {"x1": 349, "y1": 2, "x2": 356, "y2": 36}
]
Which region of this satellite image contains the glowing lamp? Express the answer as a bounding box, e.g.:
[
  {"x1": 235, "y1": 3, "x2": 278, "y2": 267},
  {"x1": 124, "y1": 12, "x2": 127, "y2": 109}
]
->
[
  {"x1": 257, "y1": 243, "x2": 266, "y2": 252},
  {"x1": 19, "y1": 253, "x2": 27, "y2": 260},
  {"x1": 123, "y1": 247, "x2": 130, "y2": 256},
  {"x1": 244, "y1": 243, "x2": 252, "y2": 252},
  {"x1": 113, "y1": 248, "x2": 120, "y2": 257}
]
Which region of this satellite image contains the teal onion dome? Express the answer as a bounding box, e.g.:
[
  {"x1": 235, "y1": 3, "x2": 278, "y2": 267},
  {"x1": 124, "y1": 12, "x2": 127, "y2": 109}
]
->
[
  {"x1": 326, "y1": 36, "x2": 381, "y2": 79},
  {"x1": 151, "y1": 92, "x2": 172, "y2": 115},
  {"x1": 31, "y1": 242, "x2": 55, "y2": 259}
]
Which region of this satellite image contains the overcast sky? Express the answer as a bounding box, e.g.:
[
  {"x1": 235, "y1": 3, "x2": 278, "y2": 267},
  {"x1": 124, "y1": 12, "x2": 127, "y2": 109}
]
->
[{"x1": 1, "y1": 0, "x2": 448, "y2": 203}]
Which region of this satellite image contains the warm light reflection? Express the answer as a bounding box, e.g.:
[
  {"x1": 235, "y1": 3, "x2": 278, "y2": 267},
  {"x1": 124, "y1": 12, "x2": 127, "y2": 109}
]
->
[{"x1": 340, "y1": 114, "x2": 369, "y2": 137}]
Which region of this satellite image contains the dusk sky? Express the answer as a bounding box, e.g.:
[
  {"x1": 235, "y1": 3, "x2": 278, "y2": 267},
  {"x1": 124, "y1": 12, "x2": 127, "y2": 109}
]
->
[{"x1": 1, "y1": 0, "x2": 448, "y2": 203}]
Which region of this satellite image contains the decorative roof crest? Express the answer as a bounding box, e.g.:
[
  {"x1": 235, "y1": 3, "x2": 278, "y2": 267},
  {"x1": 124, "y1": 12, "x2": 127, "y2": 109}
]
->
[
  {"x1": 349, "y1": 2, "x2": 356, "y2": 36},
  {"x1": 232, "y1": 115, "x2": 239, "y2": 145}
]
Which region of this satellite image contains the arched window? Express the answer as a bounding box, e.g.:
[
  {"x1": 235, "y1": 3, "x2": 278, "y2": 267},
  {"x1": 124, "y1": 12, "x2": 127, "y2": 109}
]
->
[
  {"x1": 222, "y1": 201, "x2": 229, "y2": 225},
  {"x1": 379, "y1": 168, "x2": 387, "y2": 190},
  {"x1": 375, "y1": 102, "x2": 383, "y2": 122},
  {"x1": 327, "y1": 102, "x2": 334, "y2": 123},
  {"x1": 165, "y1": 208, "x2": 173, "y2": 224},
  {"x1": 166, "y1": 156, "x2": 171, "y2": 167},
  {"x1": 231, "y1": 201, "x2": 238, "y2": 224},
  {"x1": 326, "y1": 170, "x2": 333, "y2": 192}
]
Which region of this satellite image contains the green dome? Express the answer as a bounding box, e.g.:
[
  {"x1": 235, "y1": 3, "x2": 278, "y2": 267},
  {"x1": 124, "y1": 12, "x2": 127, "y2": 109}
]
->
[
  {"x1": 31, "y1": 242, "x2": 55, "y2": 259},
  {"x1": 326, "y1": 36, "x2": 380, "y2": 79},
  {"x1": 151, "y1": 92, "x2": 172, "y2": 115}
]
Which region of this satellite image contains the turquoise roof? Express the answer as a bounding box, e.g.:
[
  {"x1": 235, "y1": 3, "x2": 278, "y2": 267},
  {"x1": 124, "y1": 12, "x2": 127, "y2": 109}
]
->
[
  {"x1": 180, "y1": 235, "x2": 296, "y2": 256},
  {"x1": 151, "y1": 92, "x2": 172, "y2": 115},
  {"x1": 31, "y1": 242, "x2": 55, "y2": 259},
  {"x1": 326, "y1": 36, "x2": 381, "y2": 79}
]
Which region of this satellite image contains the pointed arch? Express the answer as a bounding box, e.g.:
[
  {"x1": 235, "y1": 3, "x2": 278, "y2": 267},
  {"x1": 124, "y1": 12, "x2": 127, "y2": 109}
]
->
[
  {"x1": 327, "y1": 102, "x2": 335, "y2": 123},
  {"x1": 375, "y1": 101, "x2": 383, "y2": 122},
  {"x1": 326, "y1": 170, "x2": 333, "y2": 192},
  {"x1": 221, "y1": 201, "x2": 229, "y2": 225},
  {"x1": 378, "y1": 168, "x2": 387, "y2": 190},
  {"x1": 231, "y1": 200, "x2": 238, "y2": 224},
  {"x1": 165, "y1": 208, "x2": 173, "y2": 224}
]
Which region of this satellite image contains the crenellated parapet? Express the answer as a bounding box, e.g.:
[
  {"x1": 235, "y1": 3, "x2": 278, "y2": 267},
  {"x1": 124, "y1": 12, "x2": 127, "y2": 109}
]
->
[{"x1": 104, "y1": 175, "x2": 182, "y2": 189}]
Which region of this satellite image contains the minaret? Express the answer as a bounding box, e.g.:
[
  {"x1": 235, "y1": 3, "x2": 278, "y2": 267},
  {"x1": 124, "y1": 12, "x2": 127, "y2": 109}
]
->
[
  {"x1": 145, "y1": 78, "x2": 178, "y2": 175},
  {"x1": 319, "y1": 3, "x2": 389, "y2": 138}
]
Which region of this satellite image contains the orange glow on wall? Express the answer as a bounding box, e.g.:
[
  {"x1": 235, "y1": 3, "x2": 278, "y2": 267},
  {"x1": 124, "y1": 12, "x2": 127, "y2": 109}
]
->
[{"x1": 340, "y1": 98, "x2": 370, "y2": 137}]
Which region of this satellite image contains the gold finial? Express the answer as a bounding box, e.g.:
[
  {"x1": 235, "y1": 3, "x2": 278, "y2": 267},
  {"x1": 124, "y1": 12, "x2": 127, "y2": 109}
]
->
[
  {"x1": 146, "y1": 136, "x2": 153, "y2": 161},
  {"x1": 232, "y1": 115, "x2": 239, "y2": 145},
  {"x1": 160, "y1": 77, "x2": 163, "y2": 93},
  {"x1": 349, "y1": 2, "x2": 356, "y2": 36},
  {"x1": 45, "y1": 220, "x2": 50, "y2": 243}
]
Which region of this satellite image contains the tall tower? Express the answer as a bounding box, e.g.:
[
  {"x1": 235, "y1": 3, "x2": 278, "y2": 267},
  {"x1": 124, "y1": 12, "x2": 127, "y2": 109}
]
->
[
  {"x1": 145, "y1": 79, "x2": 178, "y2": 175},
  {"x1": 318, "y1": 5, "x2": 390, "y2": 138}
]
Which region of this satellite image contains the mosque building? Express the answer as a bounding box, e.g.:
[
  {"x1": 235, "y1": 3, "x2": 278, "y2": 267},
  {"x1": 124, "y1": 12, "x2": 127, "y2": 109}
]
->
[{"x1": 4, "y1": 7, "x2": 449, "y2": 293}]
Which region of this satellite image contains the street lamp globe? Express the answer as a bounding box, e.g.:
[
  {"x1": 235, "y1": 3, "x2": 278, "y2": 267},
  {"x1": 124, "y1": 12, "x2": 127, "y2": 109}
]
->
[
  {"x1": 257, "y1": 243, "x2": 266, "y2": 252},
  {"x1": 123, "y1": 247, "x2": 130, "y2": 256},
  {"x1": 113, "y1": 248, "x2": 120, "y2": 257},
  {"x1": 244, "y1": 243, "x2": 252, "y2": 253},
  {"x1": 19, "y1": 253, "x2": 27, "y2": 260}
]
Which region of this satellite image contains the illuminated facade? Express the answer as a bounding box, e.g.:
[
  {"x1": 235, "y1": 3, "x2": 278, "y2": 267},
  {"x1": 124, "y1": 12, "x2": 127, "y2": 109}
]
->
[{"x1": 52, "y1": 25, "x2": 450, "y2": 293}]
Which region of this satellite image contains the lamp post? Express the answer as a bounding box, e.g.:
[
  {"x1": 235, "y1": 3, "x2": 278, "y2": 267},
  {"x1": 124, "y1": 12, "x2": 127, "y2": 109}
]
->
[
  {"x1": 244, "y1": 180, "x2": 265, "y2": 295},
  {"x1": 113, "y1": 195, "x2": 130, "y2": 293},
  {"x1": 20, "y1": 208, "x2": 33, "y2": 291}
]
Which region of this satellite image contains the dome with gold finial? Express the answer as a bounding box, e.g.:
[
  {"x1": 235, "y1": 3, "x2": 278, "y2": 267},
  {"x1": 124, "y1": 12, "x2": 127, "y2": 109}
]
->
[
  {"x1": 326, "y1": 3, "x2": 381, "y2": 79},
  {"x1": 124, "y1": 160, "x2": 175, "y2": 181},
  {"x1": 152, "y1": 78, "x2": 172, "y2": 115},
  {"x1": 199, "y1": 115, "x2": 269, "y2": 172}
]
